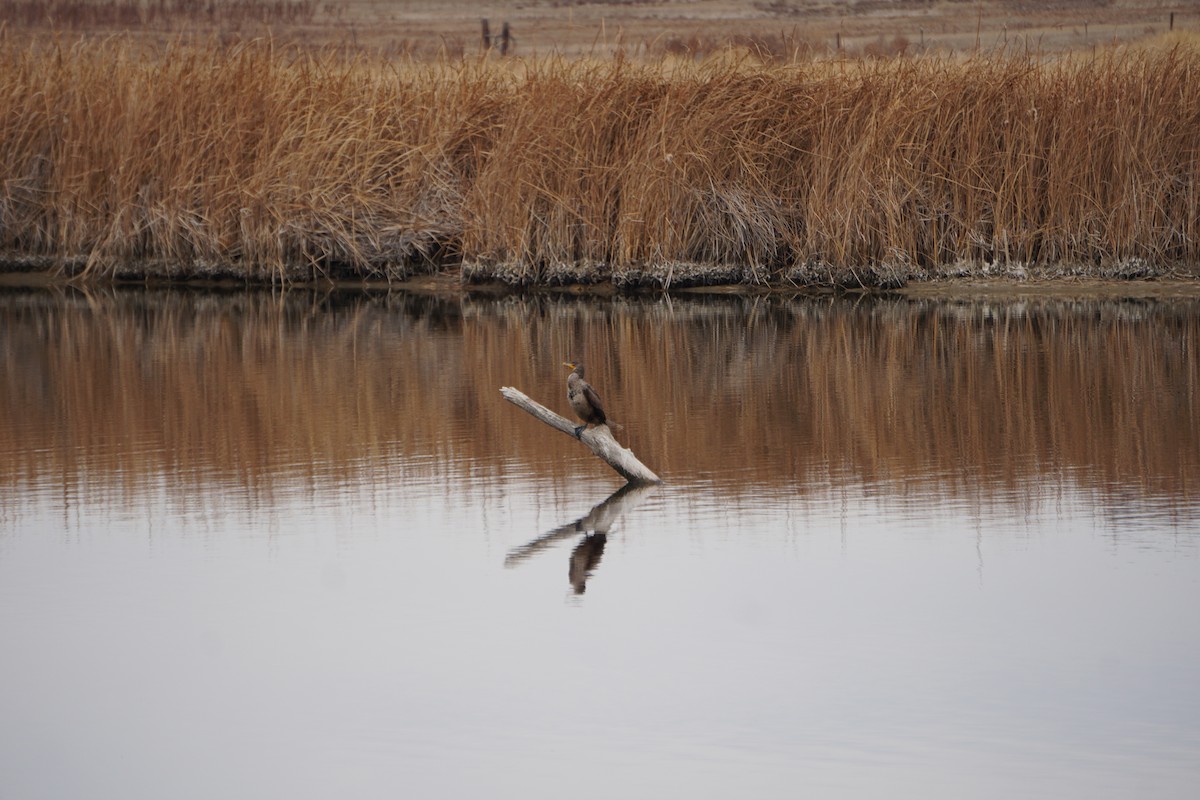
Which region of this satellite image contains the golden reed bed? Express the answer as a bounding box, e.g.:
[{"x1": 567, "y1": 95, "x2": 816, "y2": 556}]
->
[{"x1": 1, "y1": 37, "x2": 1198, "y2": 287}]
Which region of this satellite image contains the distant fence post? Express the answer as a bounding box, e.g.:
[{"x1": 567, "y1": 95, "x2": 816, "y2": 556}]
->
[
  {"x1": 500, "y1": 22, "x2": 511, "y2": 55},
  {"x1": 481, "y1": 18, "x2": 491, "y2": 50},
  {"x1": 1170, "y1": 12, "x2": 1175, "y2": 31}
]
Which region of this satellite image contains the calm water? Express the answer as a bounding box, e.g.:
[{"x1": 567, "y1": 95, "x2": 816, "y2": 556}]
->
[{"x1": 1, "y1": 288, "x2": 1198, "y2": 799}]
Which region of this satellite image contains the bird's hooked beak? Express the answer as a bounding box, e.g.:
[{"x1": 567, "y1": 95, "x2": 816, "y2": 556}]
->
[{"x1": 562, "y1": 361, "x2": 577, "y2": 370}]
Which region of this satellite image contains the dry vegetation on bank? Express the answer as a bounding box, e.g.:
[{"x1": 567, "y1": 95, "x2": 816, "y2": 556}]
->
[{"x1": 0, "y1": 35, "x2": 1198, "y2": 287}]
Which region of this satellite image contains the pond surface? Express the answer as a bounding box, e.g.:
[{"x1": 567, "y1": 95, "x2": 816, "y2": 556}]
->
[{"x1": 1, "y1": 287, "x2": 1198, "y2": 799}]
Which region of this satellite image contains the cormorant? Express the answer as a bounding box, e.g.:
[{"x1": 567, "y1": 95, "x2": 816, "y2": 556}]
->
[{"x1": 563, "y1": 361, "x2": 606, "y2": 436}]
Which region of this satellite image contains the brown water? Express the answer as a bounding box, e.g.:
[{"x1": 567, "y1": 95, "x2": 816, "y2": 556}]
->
[{"x1": 1, "y1": 287, "x2": 1198, "y2": 799}]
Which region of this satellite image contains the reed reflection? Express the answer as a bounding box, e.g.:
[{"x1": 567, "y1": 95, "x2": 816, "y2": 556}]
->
[
  {"x1": 505, "y1": 483, "x2": 657, "y2": 594},
  {"x1": 1, "y1": 287, "x2": 1198, "y2": 519}
]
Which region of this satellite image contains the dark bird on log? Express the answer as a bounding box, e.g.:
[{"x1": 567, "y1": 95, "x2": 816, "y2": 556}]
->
[{"x1": 563, "y1": 360, "x2": 606, "y2": 437}]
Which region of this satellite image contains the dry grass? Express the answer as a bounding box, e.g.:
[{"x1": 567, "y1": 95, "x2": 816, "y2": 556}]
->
[
  {"x1": 0, "y1": 36, "x2": 1198, "y2": 286},
  {"x1": 0, "y1": 39, "x2": 488, "y2": 281}
]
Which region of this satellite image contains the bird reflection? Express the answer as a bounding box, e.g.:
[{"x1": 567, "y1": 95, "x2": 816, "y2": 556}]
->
[
  {"x1": 568, "y1": 533, "x2": 607, "y2": 594},
  {"x1": 504, "y1": 482, "x2": 656, "y2": 595}
]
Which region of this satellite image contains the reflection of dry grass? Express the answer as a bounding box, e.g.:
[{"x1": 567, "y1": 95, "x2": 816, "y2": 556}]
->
[
  {"x1": 2, "y1": 290, "x2": 1196, "y2": 509},
  {"x1": 2, "y1": 38, "x2": 1199, "y2": 286}
]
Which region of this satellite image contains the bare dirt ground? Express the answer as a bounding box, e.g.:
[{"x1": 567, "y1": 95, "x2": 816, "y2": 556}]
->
[
  {"x1": 337, "y1": 0, "x2": 1194, "y2": 58},
  {"x1": 8, "y1": 1, "x2": 1195, "y2": 58}
]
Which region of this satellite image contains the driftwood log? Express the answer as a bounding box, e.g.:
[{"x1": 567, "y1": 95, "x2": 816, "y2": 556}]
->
[{"x1": 499, "y1": 386, "x2": 662, "y2": 484}]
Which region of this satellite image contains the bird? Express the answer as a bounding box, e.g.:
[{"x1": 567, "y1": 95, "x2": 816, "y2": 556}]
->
[{"x1": 563, "y1": 360, "x2": 607, "y2": 437}]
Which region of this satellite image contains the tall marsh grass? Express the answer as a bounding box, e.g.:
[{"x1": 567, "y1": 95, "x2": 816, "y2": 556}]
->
[{"x1": 1, "y1": 37, "x2": 1198, "y2": 285}]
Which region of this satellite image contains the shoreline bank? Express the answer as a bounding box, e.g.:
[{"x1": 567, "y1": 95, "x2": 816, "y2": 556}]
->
[
  {"x1": 3, "y1": 40, "x2": 1199, "y2": 287},
  {"x1": 5, "y1": 264, "x2": 1200, "y2": 301}
]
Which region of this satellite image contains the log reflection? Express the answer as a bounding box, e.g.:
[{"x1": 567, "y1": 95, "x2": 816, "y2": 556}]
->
[{"x1": 505, "y1": 483, "x2": 656, "y2": 593}]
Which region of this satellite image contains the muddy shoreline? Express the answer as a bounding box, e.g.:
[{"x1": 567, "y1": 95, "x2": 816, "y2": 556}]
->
[{"x1": 4, "y1": 264, "x2": 1199, "y2": 300}]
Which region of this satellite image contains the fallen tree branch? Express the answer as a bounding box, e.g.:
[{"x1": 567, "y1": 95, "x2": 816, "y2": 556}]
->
[{"x1": 500, "y1": 386, "x2": 662, "y2": 484}]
